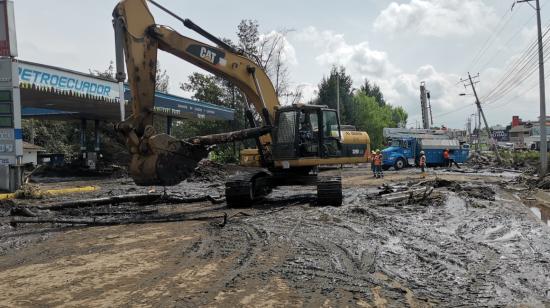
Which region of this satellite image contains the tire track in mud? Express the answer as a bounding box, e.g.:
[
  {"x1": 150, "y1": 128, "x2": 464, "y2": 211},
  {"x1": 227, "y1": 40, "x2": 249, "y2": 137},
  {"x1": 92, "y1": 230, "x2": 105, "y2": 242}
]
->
[
  {"x1": 229, "y1": 207, "x2": 420, "y2": 306},
  {"x1": 220, "y1": 222, "x2": 266, "y2": 288},
  {"x1": 214, "y1": 183, "x2": 550, "y2": 306}
]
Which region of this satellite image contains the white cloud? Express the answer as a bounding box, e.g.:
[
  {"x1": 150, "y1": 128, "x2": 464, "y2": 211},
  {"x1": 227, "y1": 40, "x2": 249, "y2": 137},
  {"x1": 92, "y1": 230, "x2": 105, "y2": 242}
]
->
[
  {"x1": 374, "y1": 0, "x2": 498, "y2": 37},
  {"x1": 383, "y1": 66, "x2": 466, "y2": 127},
  {"x1": 295, "y1": 83, "x2": 318, "y2": 103},
  {"x1": 259, "y1": 30, "x2": 298, "y2": 66},
  {"x1": 292, "y1": 26, "x2": 472, "y2": 127},
  {"x1": 290, "y1": 23, "x2": 543, "y2": 128},
  {"x1": 293, "y1": 27, "x2": 397, "y2": 78}
]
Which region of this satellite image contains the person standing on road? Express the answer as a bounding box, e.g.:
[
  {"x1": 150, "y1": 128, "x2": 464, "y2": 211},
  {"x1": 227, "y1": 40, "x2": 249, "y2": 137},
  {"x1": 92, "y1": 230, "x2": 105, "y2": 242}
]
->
[
  {"x1": 419, "y1": 150, "x2": 427, "y2": 175},
  {"x1": 370, "y1": 150, "x2": 377, "y2": 177},
  {"x1": 374, "y1": 150, "x2": 384, "y2": 178},
  {"x1": 443, "y1": 148, "x2": 450, "y2": 167}
]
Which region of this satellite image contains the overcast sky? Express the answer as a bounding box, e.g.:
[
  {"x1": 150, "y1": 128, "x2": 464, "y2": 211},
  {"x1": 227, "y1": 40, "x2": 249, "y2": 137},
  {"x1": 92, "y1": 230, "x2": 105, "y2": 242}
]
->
[{"x1": 14, "y1": 0, "x2": 550, "y2": 129}]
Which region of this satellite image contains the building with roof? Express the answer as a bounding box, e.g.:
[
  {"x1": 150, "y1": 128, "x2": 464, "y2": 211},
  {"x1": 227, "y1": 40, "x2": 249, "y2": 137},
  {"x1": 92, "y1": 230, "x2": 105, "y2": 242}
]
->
[
  {"x1": 21, "y1": 141, "x2": 44, "y2": 166},
  {"x1": 509, "y1": 125, "x2": 531, "y2": 149}
]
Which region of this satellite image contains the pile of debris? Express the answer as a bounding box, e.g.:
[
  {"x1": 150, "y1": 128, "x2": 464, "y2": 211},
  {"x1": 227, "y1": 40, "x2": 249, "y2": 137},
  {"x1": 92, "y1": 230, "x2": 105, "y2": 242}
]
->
[
  {"x1": 372, "y1": 181, "x2": 445, "y2": 207},
  {"x1": 187, "y1": 160, "x2": 229, "y2": 183},
  {"x1": 466, "y1": 151, "x2": 542, "y2": 172},
  {"x1": 466, "y1": 152, "x2": 512, "y2": 169},
  {"x1": 515, "y1": 172, "x2": 550, "y2": 190},
  {"x1": 370, "y1": 177, "x2": 498, "y2": 208}
]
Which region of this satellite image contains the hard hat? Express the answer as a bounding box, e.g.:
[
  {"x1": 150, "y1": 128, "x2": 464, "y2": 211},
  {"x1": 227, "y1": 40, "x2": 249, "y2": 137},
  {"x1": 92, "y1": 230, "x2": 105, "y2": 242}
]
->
[
  {"x1": 376, "y1": 150, "x2": 380, "y2": 154},
  {"x1": 420, "y1": 151, "x2": 425, "y2": 154}
]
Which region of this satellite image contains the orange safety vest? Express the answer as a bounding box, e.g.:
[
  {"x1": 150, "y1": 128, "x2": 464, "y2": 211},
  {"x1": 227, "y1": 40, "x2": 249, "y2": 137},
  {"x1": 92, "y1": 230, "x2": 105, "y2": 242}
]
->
[
  {"x1": 419, "y1": 155, "x2": 426, "y2": 166},
  {"x1": 443, "y1": 150, "x2": 449, "y2": 159},
  {"x1": 374, "y1": 154, "x2": 382, "y2": 166}
]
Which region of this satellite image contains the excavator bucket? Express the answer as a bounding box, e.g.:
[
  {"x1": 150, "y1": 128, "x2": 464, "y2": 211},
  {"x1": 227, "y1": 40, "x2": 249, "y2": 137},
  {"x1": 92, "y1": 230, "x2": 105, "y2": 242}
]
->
[{"x1": 128, "y1": 126, "x2": 272, "y2": 186}]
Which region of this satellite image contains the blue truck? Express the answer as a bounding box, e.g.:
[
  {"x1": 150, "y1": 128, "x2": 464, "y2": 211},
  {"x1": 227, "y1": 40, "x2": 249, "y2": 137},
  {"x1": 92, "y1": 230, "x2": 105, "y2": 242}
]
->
[{"x1": 381, "y1": 137, "x2": 470, "y2": 170}]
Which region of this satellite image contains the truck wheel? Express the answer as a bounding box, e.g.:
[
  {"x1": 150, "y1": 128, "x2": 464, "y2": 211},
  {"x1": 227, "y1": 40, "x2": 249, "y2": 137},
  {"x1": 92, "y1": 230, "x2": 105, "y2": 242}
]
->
[{"x1": 394, "y1": 158, "x2": 406, "y2": 170}]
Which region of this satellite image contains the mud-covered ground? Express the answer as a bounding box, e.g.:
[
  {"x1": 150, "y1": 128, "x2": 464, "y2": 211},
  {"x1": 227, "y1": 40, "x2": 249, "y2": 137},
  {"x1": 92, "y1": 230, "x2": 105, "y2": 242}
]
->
[{"x1": 1, "y1": 166, "x2": 550, "y2": 307}]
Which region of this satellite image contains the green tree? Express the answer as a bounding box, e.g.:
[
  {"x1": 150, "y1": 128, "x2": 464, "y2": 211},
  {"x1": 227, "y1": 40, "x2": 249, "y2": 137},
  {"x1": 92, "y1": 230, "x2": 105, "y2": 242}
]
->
[
  {"x1": 353, "y1": 93, "x2": 393, "y2": 150},
  {"x1": 178, "y1": 72, "x2": 249, "y2": 163},
  {"x1": 22, "y1": 120, "x2": 80, "y2": 161},
  {"x1": 312, "y1": 67, "x2": 408, "y2": 149},
  {"x1": 360, "y1": 79, "x2": 386, "y2": 107},
  {"x1": 237, "y1": 19, "x2": 260, "y2": 56},
  {"x1": 155, "y1": 64, "x2": 170, "y2": 93},
  {"x1": 315, "y1": 66, "x2": 354, "y2": 124},
  {"x1": 181, "y1": 72, "x2": 225, "y2": 105},
  {"x1": 391, "y1": 106, "x2": 408, "y2": 128},
  {"x1": 351, "y1": 92, "x2": 409, "y2": 149}
]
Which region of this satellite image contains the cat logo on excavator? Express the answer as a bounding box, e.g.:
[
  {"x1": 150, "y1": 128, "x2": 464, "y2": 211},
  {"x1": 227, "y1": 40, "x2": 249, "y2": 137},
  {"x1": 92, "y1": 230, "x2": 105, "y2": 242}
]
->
[{"x1": 199, "y1": 46, "x2": 217, "y2": 64}]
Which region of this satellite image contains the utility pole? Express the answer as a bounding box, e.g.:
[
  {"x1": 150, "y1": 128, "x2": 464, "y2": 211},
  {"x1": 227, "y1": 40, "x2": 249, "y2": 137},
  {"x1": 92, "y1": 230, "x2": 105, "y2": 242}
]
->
[
  {"x1": 461, "y1": 73, "x2": 501, "y2": 161},
  {"x1": 477, "y1": 109, "x2": 481, "y2": 153},
  {"x1": 517, "y1": 0, "x2": 547, "y2": 175},
  {"x1": 420, "y1": 82, "x2": 430, "y2": 129},
  {"x1": 336, "y1": 74, "x2": 340, "y2": 121}
]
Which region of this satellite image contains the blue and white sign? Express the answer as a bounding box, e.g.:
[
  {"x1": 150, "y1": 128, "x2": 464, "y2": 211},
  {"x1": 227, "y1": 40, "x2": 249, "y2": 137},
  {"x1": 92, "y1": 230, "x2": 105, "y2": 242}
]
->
[
  {"x1": 17, "y1": 60, "x2": 234, "y2": 121},
  {"x1": 17, "y1": 61, "x2": 119, "y2": 100}
]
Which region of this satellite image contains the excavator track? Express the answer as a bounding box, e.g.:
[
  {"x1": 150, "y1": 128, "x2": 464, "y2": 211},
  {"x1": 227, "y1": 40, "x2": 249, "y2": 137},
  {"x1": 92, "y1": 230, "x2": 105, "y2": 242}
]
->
[
  {"x1": 225, "y1": 170, "x2": 272, "y2": 208},
  {"x1": 316, "y1": 176, "x2": 343, "y2": 207}
]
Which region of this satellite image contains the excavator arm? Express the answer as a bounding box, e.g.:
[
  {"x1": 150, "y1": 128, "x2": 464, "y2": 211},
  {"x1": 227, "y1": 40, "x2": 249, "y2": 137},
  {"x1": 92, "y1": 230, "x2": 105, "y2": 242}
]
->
[{"x1": 112, "y1": 0, "x2": 280, "y2": 185}]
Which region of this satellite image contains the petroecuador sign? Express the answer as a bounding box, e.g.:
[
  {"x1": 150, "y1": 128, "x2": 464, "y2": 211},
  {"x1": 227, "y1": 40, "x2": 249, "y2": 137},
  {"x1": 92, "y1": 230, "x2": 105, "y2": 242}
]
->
[
  {"x1": 17, "y1": 60, "x2": 234, "y2": 121},
  {"x1": 17, "y1": 61, "x2": 119, "y2": 100}
]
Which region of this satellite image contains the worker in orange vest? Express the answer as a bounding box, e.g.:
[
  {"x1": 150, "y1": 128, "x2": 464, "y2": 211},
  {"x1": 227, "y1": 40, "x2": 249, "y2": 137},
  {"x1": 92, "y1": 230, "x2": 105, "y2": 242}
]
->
[
  {"x1": 370, "y1": 150, "x2": 377, "y2": 177},
  {"x1": 374, "y1": 150, "x2": 383, "y2": 178},
  {"x1": 419, "y1": 150, "x2": 426, "y2": 174},
  {"x1": 443, "y1": 148, "x2": 450, "y2": 167}
]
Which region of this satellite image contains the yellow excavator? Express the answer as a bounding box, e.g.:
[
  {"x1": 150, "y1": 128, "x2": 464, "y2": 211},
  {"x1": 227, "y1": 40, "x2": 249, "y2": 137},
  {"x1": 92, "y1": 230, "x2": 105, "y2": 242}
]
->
[{"x1": 112, "y1": 0, "x2": 370, "y2": 206}]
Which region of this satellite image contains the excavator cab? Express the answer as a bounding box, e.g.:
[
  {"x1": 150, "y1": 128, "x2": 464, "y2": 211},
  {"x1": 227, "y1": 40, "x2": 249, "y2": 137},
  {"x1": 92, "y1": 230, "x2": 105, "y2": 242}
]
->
[{"x1": 272, "y1": 104, "x2": 342, "y2": 161}]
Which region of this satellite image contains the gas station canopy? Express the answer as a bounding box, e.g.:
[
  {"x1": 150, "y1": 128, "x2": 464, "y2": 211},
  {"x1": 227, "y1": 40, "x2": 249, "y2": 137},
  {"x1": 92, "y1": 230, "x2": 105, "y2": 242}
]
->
[{"x1": 18, "y1": 60, "x2": 234, "y2": 122}]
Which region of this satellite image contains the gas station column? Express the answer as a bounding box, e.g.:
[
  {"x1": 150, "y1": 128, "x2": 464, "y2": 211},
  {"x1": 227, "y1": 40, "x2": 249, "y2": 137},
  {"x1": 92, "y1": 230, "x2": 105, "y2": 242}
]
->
[
  {"x1": 80, "y1": 119, "x2": 87, "y2": 159},
  {"x1": 94, "y1": 120, "x2": 100, "y2": 152},
  {"x1": 0, "y1": 0, "x2": 22, "y2": 192},
  {"x1": 166, "y1": 116, "x2": 173, "y2": 136}
]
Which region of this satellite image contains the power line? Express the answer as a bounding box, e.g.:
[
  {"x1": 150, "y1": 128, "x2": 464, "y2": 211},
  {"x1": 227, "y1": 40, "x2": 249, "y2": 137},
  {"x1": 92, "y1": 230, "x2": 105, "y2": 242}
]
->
[
  {"x1": 479, "y1": 23, "x2": 550, "y2": 102},
  {"x1": 481, "y1": 29, "x2": 545, "y2": 100},
  {"x1": 485, "y1": 61, "x2": 550, "y2": 110},
  {"x1": 473, "y1": 0, "x2": 550, "y2": 73},
  {"x1": 482, "y1": 36, "x2": 550, "y2": 103},
  {"x1": 467, "y1": 8, "x2": 516, "y2": 72},
  {"x1": 475, "y1": 12, "x2": 537, "y2": 73},
  {"x1": 483, "y1": 34, "x2": 550, "y2": 103}
]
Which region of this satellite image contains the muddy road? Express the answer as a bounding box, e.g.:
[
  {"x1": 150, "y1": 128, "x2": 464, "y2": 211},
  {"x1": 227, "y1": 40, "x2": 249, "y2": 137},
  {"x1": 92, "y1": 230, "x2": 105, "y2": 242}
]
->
[{"x1": 1, "y1": 167, "x2": 550, "y2": 307}]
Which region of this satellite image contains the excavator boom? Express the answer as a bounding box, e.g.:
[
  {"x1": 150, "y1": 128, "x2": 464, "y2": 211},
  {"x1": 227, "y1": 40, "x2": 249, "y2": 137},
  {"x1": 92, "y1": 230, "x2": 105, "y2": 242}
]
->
[{"x1": 112, "y1": 0, "x2": 279, "y2": 185}]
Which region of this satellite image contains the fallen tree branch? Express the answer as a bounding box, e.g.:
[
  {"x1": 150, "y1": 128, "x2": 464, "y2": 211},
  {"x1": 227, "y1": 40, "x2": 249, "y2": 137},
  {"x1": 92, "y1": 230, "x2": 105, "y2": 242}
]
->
[
  {"x1": 34, "y1": 193, "x2": 225, "y2": 211},
  {"x1": 10, "y1": 212, "x2": 227, "y2": 227}
]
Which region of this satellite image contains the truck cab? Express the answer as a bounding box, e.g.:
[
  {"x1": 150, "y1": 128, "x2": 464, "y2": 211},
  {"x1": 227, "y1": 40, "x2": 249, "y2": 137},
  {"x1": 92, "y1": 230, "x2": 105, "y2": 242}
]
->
[{"x1": 381, "y1": 137, "x2": 417, "y2": 170}]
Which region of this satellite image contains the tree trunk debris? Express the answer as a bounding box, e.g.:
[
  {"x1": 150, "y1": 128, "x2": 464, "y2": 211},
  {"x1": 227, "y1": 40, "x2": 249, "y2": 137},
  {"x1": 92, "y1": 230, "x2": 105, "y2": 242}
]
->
[{"x1": 33, "y1": 193, "x2": 225, "y2": 211}]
